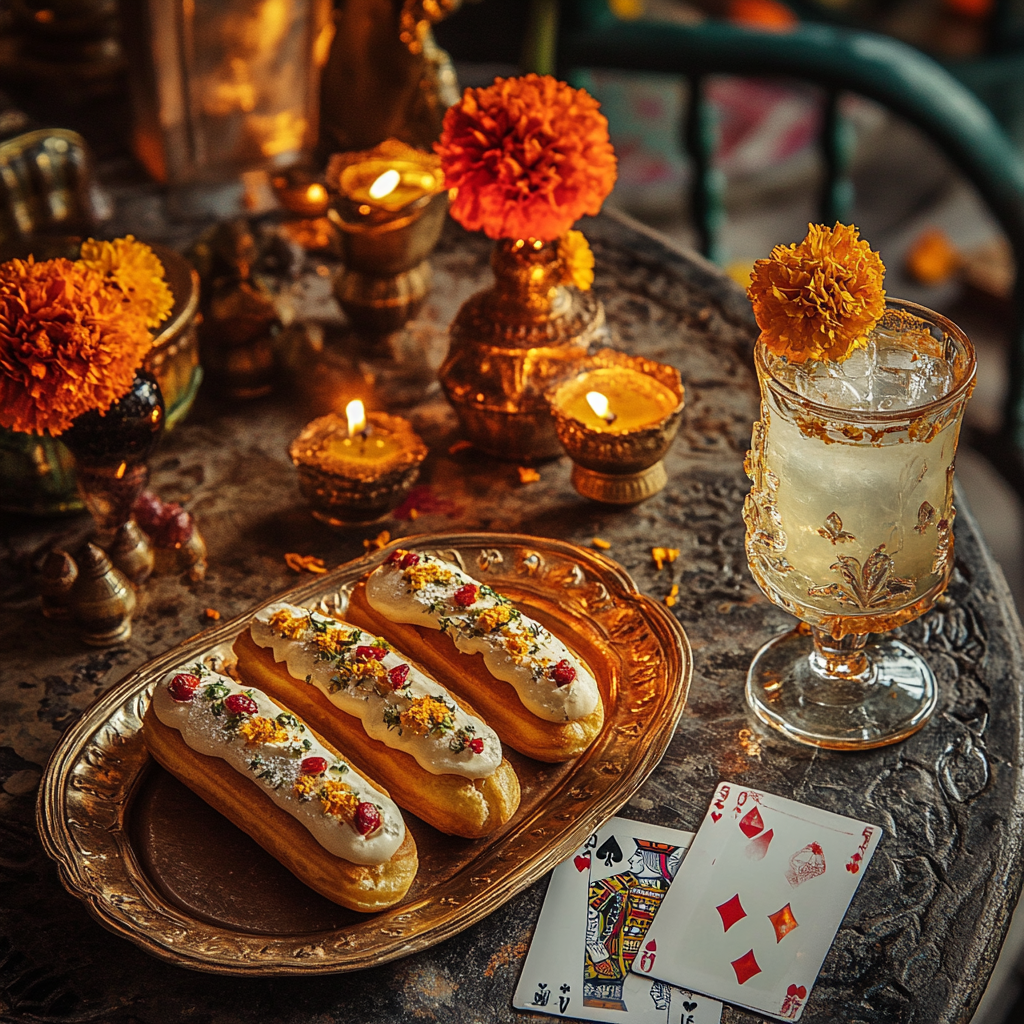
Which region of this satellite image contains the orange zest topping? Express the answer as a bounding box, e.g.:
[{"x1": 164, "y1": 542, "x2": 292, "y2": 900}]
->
[
  {"x1": 352, "y1": 658, "x2": 388, "y2": 682},
  {"x1": 237, "y1": 715, "x2": 290, "y2": 747},
  {"x1": 320, "y1": 780, "x2": 359, "y2": 818},
  {"x1": 501, "y1": 632, "x2": 533, "y2": 662},
  {"x1": 435, "y1": 74, "x2": 617, "y2": 242},
  {"x1": 267, "y1": 608, "x2": 308, "y2": 640},
  {"x1": 399, "y1": 696, "x2": 454, "y2": 736},
  {"x1": 748, "y1": 223, "x2": 886, "y2": 363},
  {"x1": 293, "y1": 774, "x2": 320, "y2": 799},
  {"x1": 405, "y1": 563, "x2": 455, "y2": 590},
  {"x1": 476, "y1": 605, "x2": 513, "y2": 633},
  {"x1": 314, "y1": 627, "x2": 354, "y2": 655}
]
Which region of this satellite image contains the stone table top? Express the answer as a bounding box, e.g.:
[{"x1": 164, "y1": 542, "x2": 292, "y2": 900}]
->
[{"x1": 1, "y1": 212, "x2": 1022, "y2": 1024}]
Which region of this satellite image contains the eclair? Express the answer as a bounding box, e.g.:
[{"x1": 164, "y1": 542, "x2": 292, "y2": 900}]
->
[
  {"x1": 142, "y1": 664, "x2": 418, "y2": 913},
  {"x1": 232, "y1": 602, "x2": 521, "y2": 839},
  {"x1": 345, "y1": 550, "x2": 604, "y2": 762}
]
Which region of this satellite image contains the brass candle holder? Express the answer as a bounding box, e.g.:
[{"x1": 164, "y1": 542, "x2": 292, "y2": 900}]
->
[
  {"x1": 549, "y1": 351, "x2": 685, "y2": 505},
  {"x1": 326, "y1": 139, "x2": 448, "y2": 334},
  {"x1": 272, "y1": 167, "x2": 331, "y2": 217},
  {"x1": 289, "y1": 401, "x2": 428, "y2": 525}
]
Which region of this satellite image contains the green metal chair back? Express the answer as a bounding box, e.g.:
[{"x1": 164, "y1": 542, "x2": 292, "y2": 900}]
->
[{"x1": 528, "y1": 0, "x2": 1024, "y2": 484}]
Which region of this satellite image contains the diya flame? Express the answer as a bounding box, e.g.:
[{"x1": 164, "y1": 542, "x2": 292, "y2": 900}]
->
[
  {"x1": 0, "y1": 237, "x2": 173, "y2": 436},
  {"x1": 747, "y1": 223, "x2": 886, "y2": 364}
]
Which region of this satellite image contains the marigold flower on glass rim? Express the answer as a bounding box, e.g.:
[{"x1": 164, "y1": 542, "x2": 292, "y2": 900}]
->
[
  {"x1": 0, "y1": 256, "x2": 152, "y2": 436},
  {"x1": 79, "y1": 235, "x2": 174, "y2": 330},
  {"x1": 748, "y1": 222, "x2": 886, "y2": 363},
  {"x1": 435, "y1": 74, "x2": 617, "y2": 242}
]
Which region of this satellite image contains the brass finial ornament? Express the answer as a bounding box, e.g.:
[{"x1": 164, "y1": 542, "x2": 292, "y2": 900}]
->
[{"x1": 69, "y1": 543, "x2": 137, "y2": 647}]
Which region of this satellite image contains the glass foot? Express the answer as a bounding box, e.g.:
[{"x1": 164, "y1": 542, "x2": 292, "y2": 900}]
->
[{"x1": 746, "y1": 629, "x2": 938, "y2": 750}]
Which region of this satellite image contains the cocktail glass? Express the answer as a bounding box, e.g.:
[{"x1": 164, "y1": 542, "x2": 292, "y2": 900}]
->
[{"x1": 743, "y1": 298, "x2": 976, "y2": 749}]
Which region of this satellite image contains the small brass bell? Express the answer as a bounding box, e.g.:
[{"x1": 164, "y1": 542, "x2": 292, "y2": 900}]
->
[{"x1": 38, "y1": 550, "x2": 78, "y2": 619}]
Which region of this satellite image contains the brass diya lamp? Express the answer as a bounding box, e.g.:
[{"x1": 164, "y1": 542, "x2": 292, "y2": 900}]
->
[
  {"x1": 549, "y1": 351, "x2": 685, "y2": 504},
  {"x1": 326, "y1": 139, "x2": 448, "y2": 334},
  {"x1": 289, "y1": 399, "x2": 428, "y2": 525},
  {"x1": 440, "y1": 238, "x2": 608, "y2": 461}
]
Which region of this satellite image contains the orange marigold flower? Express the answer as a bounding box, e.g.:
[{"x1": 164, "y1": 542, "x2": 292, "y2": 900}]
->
[
  {"x1": 320, "y1": 780, "x2": 359, "y2": 818},
  {"x1": 79, "y1": 236, "x2": 174, "y2": 330},
  {"x1": 436, "y1": 74, "x2": 617, "y2": 242},
  {"x1": 0, "y1": 256, "x2": 151, "y2": 436},
  {"x1": 267, "y1": 609, "x2": 308, "y2": 640},
  {"x1": 748, "y1": 223, "x2": 886, "y2": 364}
]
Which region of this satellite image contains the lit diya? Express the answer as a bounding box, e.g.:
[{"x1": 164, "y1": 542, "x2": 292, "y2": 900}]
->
[
  {"x1": 549, "y1": 350, "x2": 685, "y2": 504},
  {"x1": 326, "y1": 139, "x2": 448, "y2": 334},
  {"x1": 289, "y1": 400, "x2": 428, "y2": 524}
]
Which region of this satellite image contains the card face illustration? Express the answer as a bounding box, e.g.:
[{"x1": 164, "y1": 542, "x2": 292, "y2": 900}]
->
[
  {"x1": 513, "y1": 817, "x2": 722, "y2": 1024},
  {"x1": 631, "y1": 783, "x2": 882, "y2": 1022}
]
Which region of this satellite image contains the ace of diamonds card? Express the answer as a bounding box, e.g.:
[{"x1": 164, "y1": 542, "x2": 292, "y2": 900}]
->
[{"x1": 632, "y1": 782, "x2": 882, "y2": 1021}]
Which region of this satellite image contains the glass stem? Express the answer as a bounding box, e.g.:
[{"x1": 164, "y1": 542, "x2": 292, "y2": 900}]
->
[{"x1": 809, "y1": 627, "x2": 873, "y2": 682}]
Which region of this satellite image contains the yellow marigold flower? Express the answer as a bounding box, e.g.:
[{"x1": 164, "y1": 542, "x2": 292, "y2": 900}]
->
[
  {"x1": 476, "y1": 605, "x2": 513, "y2": 633},
  {"x1": 79, "y1": 235, "x2": 174, "y2": 330},
  {"x1": 748, "y1": 223, "x2": 885, "y2": 364},
  {"x1": 237, "y1": 715, "x2": 290, "y2": 747},
  {"x1": 314, "y1": 627, "x2": 353, "y2": 655},
  {"x1": 559, "y1": 230, "x2": 595, "y2": 291},
  {"x1": 501, "y1": 632, "x2": 533, "y2": 662},
  {"x1": 293, "y1": 774, "x2": 319, "y2": 799},
  {"x1": 399, "y1": 696, "x2": 453, "y2": 736},
  {"x1": 320, "y1": 780, "x2": 359, "y2": 818},
  {"x1": 405, "y1": 563, "x2": 454, "y2": 590},
  {"x1": 267, "y1": 609, "x2": 308, "y2": 640}
]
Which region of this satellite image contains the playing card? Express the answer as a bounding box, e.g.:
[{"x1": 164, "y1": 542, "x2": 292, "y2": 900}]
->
[
  {"x1": 514, "y1": 817, "x2": 722, "y2": 1024},
  {"x1": 632, "y1": 782, "x2": 882, "y2": 1022}
]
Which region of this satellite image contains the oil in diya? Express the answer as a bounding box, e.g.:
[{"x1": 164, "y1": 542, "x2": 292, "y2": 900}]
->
[
  {"x1": 549, "y1": 351, "x2": 685, "y2": 504},
  {"x1": 289, "y1": 400, "x2": 428, "y2": 525}
]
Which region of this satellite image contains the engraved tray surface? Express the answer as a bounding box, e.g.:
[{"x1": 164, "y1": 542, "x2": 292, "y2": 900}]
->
[{"x1": 37, "y1": 533, "x2": 691, "y2": 975}]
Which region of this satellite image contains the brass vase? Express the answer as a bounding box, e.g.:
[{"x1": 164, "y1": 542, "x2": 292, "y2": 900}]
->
[{"x1": 439, "y1": 238, "x2": 608, "y2": 461}]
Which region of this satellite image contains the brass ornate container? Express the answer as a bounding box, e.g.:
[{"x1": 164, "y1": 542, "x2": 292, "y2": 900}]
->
[
  {"x1": 549, "y1": 350, "x2": 685, "y2": 504},
  {"x1": 440, "y1": 238, "x2": 608, "y2": 461}
]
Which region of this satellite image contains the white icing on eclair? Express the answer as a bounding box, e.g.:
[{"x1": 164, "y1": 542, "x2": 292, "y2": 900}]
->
[
  {"x1": 249, "y1": 603, "x2": 502, "y2": 780},
  {"x1": 364, "y1": 550, "x2": 599, "y2": 723},
  {"x1": 151, "y1": 664, "x2": 404, "y2": 865}
]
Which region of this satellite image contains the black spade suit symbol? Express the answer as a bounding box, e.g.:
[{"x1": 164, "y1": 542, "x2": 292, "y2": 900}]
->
[{"x1": 596, "y1": 836, "x2": 623, "y2": 867}]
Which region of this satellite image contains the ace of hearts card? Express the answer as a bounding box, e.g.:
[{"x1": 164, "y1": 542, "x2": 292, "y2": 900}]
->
[
  {"x1": 631, "y1": 782, "x2": 882, "y2": 1021},
  {"x1": 513, "y1": 817, "x2": 722, "y2": 1024}
]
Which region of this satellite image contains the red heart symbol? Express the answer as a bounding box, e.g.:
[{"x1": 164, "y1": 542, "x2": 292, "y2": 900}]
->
[
  {"x1": 711, "y1": 812, "x2": 722, "y2": 823},
  {"x1": 644, "y1": 938, "x2": 657, "y2": 951},
  {"x1": 573, "y1": 854, "x2": 591, "y2": 873},
  {"x1": 797, "y1": 986, "x2": 807, "y2": 998}
]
